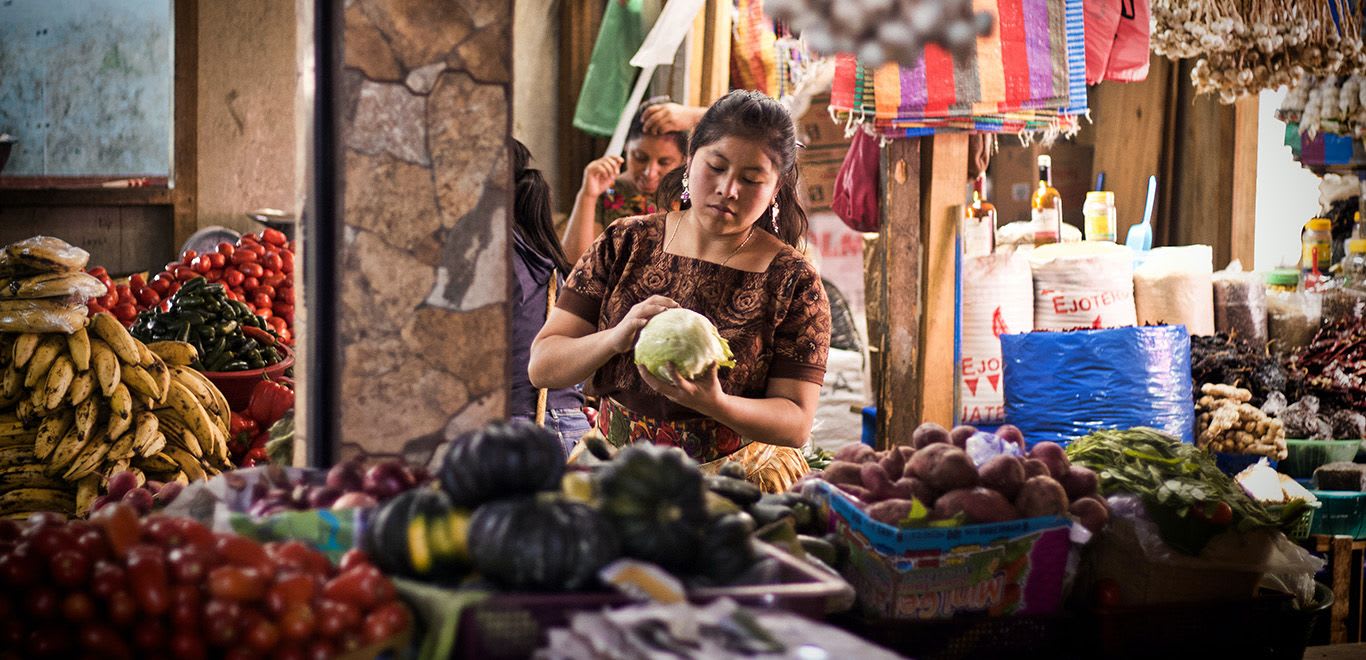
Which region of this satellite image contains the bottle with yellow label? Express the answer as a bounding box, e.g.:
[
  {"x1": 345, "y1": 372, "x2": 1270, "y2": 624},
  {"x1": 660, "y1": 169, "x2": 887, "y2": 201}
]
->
[
  {"x1": 1083, "y1": 191, "x2": 1116, "y2": 242},
  {"x1": 1301, "y1": 217, "x2": 1333, "y2": 290}
]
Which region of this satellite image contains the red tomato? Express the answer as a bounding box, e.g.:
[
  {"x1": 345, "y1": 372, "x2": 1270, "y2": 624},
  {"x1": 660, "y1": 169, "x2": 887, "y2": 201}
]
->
[
  {"x1": 257, "y1": 307, "x2": 274, "y2": 320},
  {"x1": 277, "y1": 286, "x2": 294, "y2": 304},
  {"x1": 305, "y1": 640, "x2": 338, "y2": 660},
  {"x1": 28, "y1": 522, "x2": 72, "y2": 555},
  {"x1": 112, "y1": 302, "x2": 139, "y2": 324},
  {"x1": 240, "y1": 233, "x2": 260, "y2": 245},
  {"x1": 26, "y1": 586, "x2": 60, "y2": 619},
  {"x1": 267, "y1": 316, "x2": 288, "y2": 333},
  {"x1": 73, "y1": 526, "x2": 110, "y2": 560},
  {"x1": 209, "y1": 252, "x2": 227, "y2": 268},
  {"x1": 253, "y1": 284, "x2": 277, "y2": 299},
  {"x1": 363, "y1": 602, "x2": 410, "y2": 644},
  {"x1": 271, "y1": 541, "x2": 330, "y2": 577},
  {"x1": 208, "y1": 566, "x2": 267, "y2": 601},
  {"x1": 115, "y1": 283, "x2": 133, "y2": 301},
  {"x1": 135, "y1": 287, "x2": 161, "y2": 307},
  {"x1": 233, "y1": 250, "x2": 260, "y2": 265},
  {"x1": 87, "y1": 300, "x2": 107, "y2": 314},
  {"x1": 90, "y1": 559, "x2": 128, "y2": 599},
  {"x1": 175, "y1": 265, "x2": 198, "y2": 281},
  {"x1": 241, "y1": 262, "x2": 266, "y2": 278},
  {"x1": 243, "y1": 276, "x2": 261, "y2": 291},
  {"x1": 61, "y1": 592, "x2": 97, "y2": 623},
  {"x1": 170, "y1": 583, "x2": 202, "y2": 628},
  {"x1": 215, "y1": 534, "x2": 272, "y2": 573},
  {"x1": 263, "y1": 272, "x2": 287, "y2": 288},
  {"x1": 170, "y1": 632, "x2": 208, "y2": 660},
  {"x1": 262, "y1": 228, "x2": 288, "y2": 246},
  {"x1": 262, "y1": 252, "x2": 284, "y2": 271},
  {"x1": 279, "y1": 250, "x2": 295, "y2": 273},
  {"x1": 254, "y1": 293, "x2": 273, "y2": 309},
  {"x1": 338, "y1": 549, "x2": 370, "y2": 573},
  {"x1": 99, "y1": 290, "x2": 119, "y2": 309},
  {"x1": 218, "y1": 241, "x2": 236, "y2": 255},
  {"x1": 149, "y1": 277, "x2": 171, "y2": 295},
  {"x1": 207, "y1": 268, "x2": 224, "y2": 281},
  {"x1": 267, "y1": 573, "x2": 316, "y2": 614},
  {"x1": 314, "y1": 599, "x2": 360, "y2": 637},
  {"x1": 274, "y1": 304, "x2": 294, "y2": 324},
  {"x1": 126, "y1": 546, "x2": 170, "y2": 615},
  {"x1": 280, "y1": 604, "x2": 316, "y2": 641},
  {"x1": 131, "y1": 616, "x2": 166, "y2": 651},
  {"x1": 168, "y1": 545, "x2": 210, "y2": 584},
  {"x1": 105, "y1": 590, "x2": 138, "y2": 626},
  {"x1": 1209, "y1": 501, "x2": 1233, "y2": 526},
  {"x1": 173, "y1": 516, "x2": 216, "y2": 552},
  {"x1": 49, "y1": 549, "x2": 92, "y2": 587},
  {"x1": 203, "y1": 601, "x2": 241, "y2": 647},
  {"x1": 166, "y1": 281, "x2": 181, "y2": 297},
  {"x1": 192, "y1": 255, "x2": 213, "y2": 274},
  {"x1": 225, "y1": 269, "x2": 245, "y2": 287},
  {"x1": 182, "y1": 249, "x2": 198, "y2": 261},
  {"x1": 129, "y1": 273, "x2": 146, "y2": 289},
  {"x1": 88, "y1": 266, "x2": 109, "y2": 278},
  {"x1": 246, "y1": 618, "x2": 281, "y2": 652}
]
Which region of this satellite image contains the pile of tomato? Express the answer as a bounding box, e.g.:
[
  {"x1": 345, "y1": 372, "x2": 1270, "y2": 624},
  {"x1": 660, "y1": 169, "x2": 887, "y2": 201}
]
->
[
  {"x1": 87, "y1": 229, "x2": 296, "y2": 344},
  {"x1": 0, "y1": 505, "x2": 409, "y2": 659}
]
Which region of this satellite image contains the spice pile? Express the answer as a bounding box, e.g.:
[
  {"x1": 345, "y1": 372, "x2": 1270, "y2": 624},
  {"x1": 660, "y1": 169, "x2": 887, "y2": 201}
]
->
[
  {"x1": 1191, "y1": 334, "x2": 1288, "y2": 406},
  {"x1": 1286, "y1": 320, "x2": 1366, "y2": 411},
  {"x1": 1196, "y1": 384, "x2": 1287, "y2": 460}
]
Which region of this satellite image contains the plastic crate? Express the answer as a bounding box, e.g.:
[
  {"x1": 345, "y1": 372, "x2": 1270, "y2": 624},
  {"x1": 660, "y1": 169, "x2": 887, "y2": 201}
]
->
[
  {"x1": 1267, "y1": 502, "x2": 1317, "y2": 541},
  {"x1": 454, "y1": 540, "x2": 854, "y2": 660},
  {"x1": 1279, "y1": 439, "x2": 1360, "y2": 478},
  {"x1": 1308, "y1": 491, "x2": 1366, "y2": 538}
]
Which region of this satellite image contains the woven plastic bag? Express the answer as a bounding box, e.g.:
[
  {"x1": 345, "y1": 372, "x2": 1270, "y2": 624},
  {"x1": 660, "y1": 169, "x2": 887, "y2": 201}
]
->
[
  {"x1": 831, "y1": 129, "x2": 880, "y2": 232},
  {"x1": 1000, "y1": 326, "x2": 1195, "y2": 446}
]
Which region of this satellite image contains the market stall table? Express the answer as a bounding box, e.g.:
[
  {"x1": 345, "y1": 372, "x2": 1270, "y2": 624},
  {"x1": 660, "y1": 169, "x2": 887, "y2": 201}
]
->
[{"x1": 1311, "y1": 534, "x2": 1366, "y2": 644}]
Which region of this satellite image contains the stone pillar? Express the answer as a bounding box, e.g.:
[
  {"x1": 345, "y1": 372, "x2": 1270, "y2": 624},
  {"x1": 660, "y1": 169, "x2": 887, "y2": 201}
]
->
[{"x1": 337, "y1": 0, "x2": 511, "y2": 465}]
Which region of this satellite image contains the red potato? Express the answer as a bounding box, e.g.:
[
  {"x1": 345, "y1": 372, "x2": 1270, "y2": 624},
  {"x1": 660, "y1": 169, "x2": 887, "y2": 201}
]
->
[
  {"x1": 891, "y1": 477, "x2": 919, "y2": 501},
  {"x1": 1029, "y1": 442, "x2": 1070, "y2": 479},
  {"x1": 834, "y1": 443, "x2": 877, "y2": 464},
  {"x1": 949, "y1": 425, "x2": 978, "y2": 448},
  {"x1": 1015, "y1": 476, "x2": 1070, "y2": 518},
  {"x1": 866, "y1": 499, "x2": 917, "y2": 526},
  {"x1": 912, "y1": 423, "x2": 950, "y2": 449},
  {"x1": 924, "y1": 447, "x2": 979, "y2": 493},
  {"x1": 1059, "y1": 465, "x2": 1100, "y2": 500},
  {"x1": 1023, "y1": 458, "x2": 1051, "y2": 479},
  {"x1": 996, "y1": 425, "x2": 1026, "y2": 450},
  {"x1": 1070, "y1": 497, "x2": 1109, "y2": 534},
  {"x1": 908, "y1": 443, "x2": 955, "y2": 481},
  {"x1": 822, "y1": 462, "x2": 862, "y2": 487},
  {"x1": 979, "y1": 455, "x2": 1027, "y2": 501},
  {"x1": 879, "y1": 448, "x2": 908, "y2": 480},
  {"x1": 859, "y1": 462, "x2": 898, "y2": 501},
  {"x1": 933, "y1": 487, "x2": 1019, "y2": 524}
]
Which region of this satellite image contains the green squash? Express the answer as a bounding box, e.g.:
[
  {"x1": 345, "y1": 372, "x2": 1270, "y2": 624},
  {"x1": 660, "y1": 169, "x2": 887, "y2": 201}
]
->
[
  {"x1": 439, "y1": 420, "x2": 565, "y2": 507},
  {"x1": 695, "y1": 511, "x2": 758, "y2": 586},
  {"x1": 468, "y1": 496, "x2": 620, "y2": 591},
  {"x1": 595, "y1": 444, "x2": 708, "y2": 573},
  {"x1": 366, "y1": 486, "x2": 471, "y2": 583}
]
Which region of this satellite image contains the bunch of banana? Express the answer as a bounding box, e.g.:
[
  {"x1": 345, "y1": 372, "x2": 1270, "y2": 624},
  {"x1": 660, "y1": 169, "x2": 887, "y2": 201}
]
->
[
  {"x1": 0, "y1": 236, "x2": 106, "y2": 334},
  {"x1": 0, "y1": 313, "x2": 235, "y2": 518}
]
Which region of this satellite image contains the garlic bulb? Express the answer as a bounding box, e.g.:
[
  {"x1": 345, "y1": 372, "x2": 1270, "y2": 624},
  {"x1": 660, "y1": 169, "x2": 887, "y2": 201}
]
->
[{"x1": 766, "y1": 0, "x2": 993, "y2": 65}]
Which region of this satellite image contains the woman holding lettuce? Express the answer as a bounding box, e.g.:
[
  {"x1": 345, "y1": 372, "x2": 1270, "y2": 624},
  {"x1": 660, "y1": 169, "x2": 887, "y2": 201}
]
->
[{"x1": 529, "y1": 91, "x2": 830, "y2": 492}]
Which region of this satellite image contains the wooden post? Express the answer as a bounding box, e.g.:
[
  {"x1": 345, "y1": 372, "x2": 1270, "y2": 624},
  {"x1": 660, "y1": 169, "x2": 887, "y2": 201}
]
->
[
  {"x1": 876, "y1": 135, "x2": 968, "y2": 446},
  {"x1": 877, "y1": 140, "x2": 922, "y2": 448},
  {"x1": 1230, "y1": 96, "x2": 1259, "y2": 268},
  {"x1": 686, "y1": 0, "x2": 731, "y2": 106},
  {"x1": 172, "y1": 0, "x2": 198, "y2": 250}
]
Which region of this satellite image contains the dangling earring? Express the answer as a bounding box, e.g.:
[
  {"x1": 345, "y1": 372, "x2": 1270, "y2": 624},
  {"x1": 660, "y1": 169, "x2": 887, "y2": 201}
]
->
[
  {"x1": 681, "y1": 175, "x2": 690, "y2": 203},
  {"x1": 770, "y1": 201, "x2": 780, "y2": 233}
]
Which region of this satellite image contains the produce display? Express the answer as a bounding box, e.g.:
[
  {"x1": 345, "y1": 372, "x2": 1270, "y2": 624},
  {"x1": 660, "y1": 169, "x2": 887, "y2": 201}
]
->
[
  {"x1": 1262, "y1": 392, "x2": 1366, "y2": 441},
  {"x1": 0, "y1": 312, "x2": 234, "y2": 519},
  {"x1": 814, "y1": 424, "x2": 1109, "y2": 535},
  {"x1": 1195, "y1": 383, "x2": 1287, "y2": 460},
  {"x1": 633, "y1": 307, "x2": 735, "y2": 382},
  {"x1": 0, "y1": 237, "x2": 103, "y2": 334},
  {"x1": 228, "y1": 379, "x2": 295, "y2": 466},
  {"x1": 1286, "y1": 320, "x2": 1366, "y2": 412},
  {"x1": 130, "y1": 278, "x2": 285, "y2": 373},
  {"x1": 88, "y1": 229, "x2": 295, "y2": 343},
  {"x1": 1191, "y1": 333, "x2": 1287, "y2": 406},
  {"x1": 88, "y1": 470, "x2": 185, "y2": 515},
  {"x1": 0, "y1": 504, "x2": 410, "y2": 657},
  {"x1": 1066, "y1": 428, "x2": 1308, "y2": 555},
  {"x1": 248, "y1": 459, "x2": 425, "y2": 517}
]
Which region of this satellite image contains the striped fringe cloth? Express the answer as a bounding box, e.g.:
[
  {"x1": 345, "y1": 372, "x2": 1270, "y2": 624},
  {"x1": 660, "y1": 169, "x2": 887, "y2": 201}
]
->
[{"x1": 830, "y1": 0, "x2": 1087, "y2": 140}]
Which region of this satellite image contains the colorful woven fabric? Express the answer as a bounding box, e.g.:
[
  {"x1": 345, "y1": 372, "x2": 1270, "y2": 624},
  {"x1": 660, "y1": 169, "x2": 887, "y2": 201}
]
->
[
  {"x1": 829, "y1": 0, "x2": 1087, "y2": 138},
  {"x1": 730, "y1": 0, "x2": 778, "y2": 96},
  {"x1": 598, "y1": 397, "x2": 749, "y2": 464}
]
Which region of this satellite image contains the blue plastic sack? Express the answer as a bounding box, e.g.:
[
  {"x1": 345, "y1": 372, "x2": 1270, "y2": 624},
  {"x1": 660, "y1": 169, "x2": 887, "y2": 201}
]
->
[{"x1": 1000, "y1": 326, "x2": 1194, "y2": 447}]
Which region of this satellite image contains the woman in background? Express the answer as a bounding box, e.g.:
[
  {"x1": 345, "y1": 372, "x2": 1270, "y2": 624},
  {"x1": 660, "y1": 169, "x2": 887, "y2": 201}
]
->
[{"x1": 510, "y1": 139, "x2": 589, "y2": 456}]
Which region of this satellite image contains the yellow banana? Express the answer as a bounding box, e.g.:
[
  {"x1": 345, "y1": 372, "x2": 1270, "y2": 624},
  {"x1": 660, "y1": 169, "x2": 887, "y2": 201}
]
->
[
  {"x1": 1, "y1": 365, "x2": 19, "y2": 400},
  {"x1": 108, "y1": 382, "x2": 133, "y2": 439},
  {"x1": 74, "y1": 397, "x2": 103, "y2": 442},
  {"x1": 121, "y1": 364, "x2": 161, "y2": 400},
  {"x1": 14, "y1": 398, "x2": 37, "y2": 427},
  {"x1": 66, "y1": 327, "x2": 91, "y2": 371},
  {"x1": 67, "y1": 370, "x2": 94, "y2": 406},
  {"x1": 165, "y1": 382, "x2": 219, "y2": 458},
  {"x1": 147, "y1": 358, "x2": 171, "y2": 401},
  {"x1": 63, "y1": 434, "x2": 111, "y2": 481},
  {"x1": 137, "y1": 431, "x2": 167, "y2": 459},
  {"x1": 147, "y1": 341, "x2": 198, "y2": 367},
  {"x1": 90, "y1": 338, "x2": 121, "y2": 397},
  {"x1": 163, "y1": 446, "x2": 206, "y2": 482},
  {"x1": 12, "y1": 333, "x2": 41, "y2": 368},
  {"x1": 75, "y1": 474, "x2": 100, "y2": 517},
  {"x1": 135, "y1": 340, "x2": 155, "y2": 367},
  {"x1": 91, "y1": 313, "x2": 140, "y2": 364},
  {"x1": 0, "y1": 443, "x2": 36, "y2": 466},
  {"x1": 0, "y1": 487, "x2": 75, "y2": 517},
  {"x1": 23, "y1": 336, "x2": 63, "y2": 389},
  {"x1": 0, "y1": 463, "x2": 65, "y2": 491},
  {"x1": 0, "y1": 415, "x2": 27, "y2": 437},
  {"x1": 132, "y1": 412, "x2": 161, "y2": 457},
  {"x1": 45, "y1": 425, "x2": 92, "y2": 476},
  {"x1": 107, "y1": 432, "x2": 136, "y2": 462},
  {"x1": 27, "y1": 379, "x2": 46, "y2": 411},
  {"x1": 138, "y1": 451, "x2": 179, "y2": 473},
  {"x1": 42, "y1": 355, "x2": 74, "y2": 410},
  {"x1": 170, "y1": 367, "x2": 225, "y2": 423},
  {"x1": 34, "y1": 409, "x2": 75, "y2": 460}
]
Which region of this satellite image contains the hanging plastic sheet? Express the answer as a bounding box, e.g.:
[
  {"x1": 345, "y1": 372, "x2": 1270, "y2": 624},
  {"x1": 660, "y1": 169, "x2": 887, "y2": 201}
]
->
[
  {"x1": 1000, "y1": 326, "x2": 1195, "y2": 446},
  {"x1": 828, "y1": 0, "x2": 1088, "y2": 138},
  {"x1": 572, "y1": 0, "x2": 646, "y2": 137}
]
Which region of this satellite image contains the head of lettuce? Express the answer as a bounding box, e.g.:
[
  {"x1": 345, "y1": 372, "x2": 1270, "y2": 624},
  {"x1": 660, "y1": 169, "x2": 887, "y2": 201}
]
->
[{"x1": 633, "y1": 308, "x2": 736, "y2": 383}]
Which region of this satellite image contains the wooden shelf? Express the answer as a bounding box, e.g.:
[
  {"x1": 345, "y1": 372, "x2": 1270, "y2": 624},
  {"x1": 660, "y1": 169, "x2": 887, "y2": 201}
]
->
[{"x1": 0, "y1": 187, "x2": 173, "y2": 207}]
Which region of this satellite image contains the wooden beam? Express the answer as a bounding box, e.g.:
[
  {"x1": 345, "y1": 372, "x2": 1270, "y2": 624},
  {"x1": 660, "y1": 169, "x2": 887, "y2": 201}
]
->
[
  {"x1": 919, "y1": 134, "x2": 968, "y2": 427},
  {"x1": 556, "y1": 0, "x2": 606, "y2": 212},
  {"x1": 878, "y1": 139, "x2": 921, "y2": 448},
  {"x1": 687, "y1": 0, "x2": 731, "y2": 106},
  {"x1": 172, "y1": 0, "x2": 198, "y2": 251},
  {"x1": 0, "y1": 188, "x2": 172, "y2": 207},
  {"x1": 1230, "y1": 95, "x2": 1259, "y2": 269},
  {"x1": 1088, "y1": 55, "x2": 1171, "y2": 242}
]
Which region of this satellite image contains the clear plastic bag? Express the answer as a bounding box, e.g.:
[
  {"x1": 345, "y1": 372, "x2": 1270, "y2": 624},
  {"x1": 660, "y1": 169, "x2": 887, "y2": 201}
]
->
[
  {"x1": 3, "y1": 236, "x2": 90, "y2": 273},
  {"x1": 0, "y1": 300, "x2": 89, "y2": 334},
  {"x1": 0, "y1": 272, "x2": 107, "y2": 300},
  {"x1": 1267, "y1": 289, "x2": 1322, "y2": 353},
  {"x1": 1212, "y1": 260, "x2": 1268, "y2": 343}
]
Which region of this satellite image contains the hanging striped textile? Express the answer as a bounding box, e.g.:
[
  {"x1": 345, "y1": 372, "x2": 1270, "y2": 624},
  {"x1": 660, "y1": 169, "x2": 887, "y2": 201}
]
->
[
  {"x1": 730, "y1": 0, "x2": 778, "y2": 96},
  {"x1": 829, "y1": 0, "x2": 1087, "y2": 139}
]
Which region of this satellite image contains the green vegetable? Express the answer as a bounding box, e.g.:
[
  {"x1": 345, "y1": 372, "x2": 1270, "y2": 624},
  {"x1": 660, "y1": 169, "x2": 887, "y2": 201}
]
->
[
  {"x1": 467, "y1": 495, "x2": 620, "y2": 591},
  {"x1": 633, "y1": 308, "x2": 735, "y2": 382},
  {"x1": 595, "y1": 444, "x2": 708, "y2": 573},
  {"x1": 1066, "y1": 427, "x2": 1308, "y2": 555},
  {"x1": 129, "y1": 277, "x2": 281, "y2": 372}
]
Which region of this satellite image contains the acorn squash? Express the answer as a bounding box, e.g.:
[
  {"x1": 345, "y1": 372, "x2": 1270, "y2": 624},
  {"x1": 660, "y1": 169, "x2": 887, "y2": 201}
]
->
[
  {"x1": 468, "y1": 496, "x2": 620, "y2": 591},
  {"x1": 595, "y1": 444, "x2": 708, "y2": 573},
  {"x1": 439, "y1": 420, "x2": 565, "y2": 507},
  {"x1": 366, "y1": 486, "x2": 471, "y2": 583}
]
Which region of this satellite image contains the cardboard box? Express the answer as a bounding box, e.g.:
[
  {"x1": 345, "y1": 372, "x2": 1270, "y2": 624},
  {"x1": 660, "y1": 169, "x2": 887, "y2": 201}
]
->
[
  {"x1": 797, "y1": 94, "x2": 853, "y2": 212},
  {"x1": 807, "y1": 481, "x2": 1073, "y2": 620}
]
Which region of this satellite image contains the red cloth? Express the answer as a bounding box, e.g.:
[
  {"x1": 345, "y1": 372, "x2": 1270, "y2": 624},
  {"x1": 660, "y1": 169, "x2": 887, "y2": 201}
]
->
[{"x1": 1085, "y1": 0, "x2": 1151, "y2": 84}]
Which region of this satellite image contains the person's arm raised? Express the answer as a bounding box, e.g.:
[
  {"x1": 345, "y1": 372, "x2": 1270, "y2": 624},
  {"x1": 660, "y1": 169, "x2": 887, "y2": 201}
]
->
[
  {"x1": 529, "y1": 295, "x2": 680, "y2": 390},
  {"x1": 562, "y1": 155, "x2": 623, "y2": 262}
]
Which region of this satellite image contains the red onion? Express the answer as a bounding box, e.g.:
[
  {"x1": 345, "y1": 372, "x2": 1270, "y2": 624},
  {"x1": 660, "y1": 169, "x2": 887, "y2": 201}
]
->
[
  {"x1": 307, "y1": 486, "x2": 343, "y2": 509},
  {"x1": 331, "y1": 492, "x2": 378, "y2": 510},
  {"x1": 326, "y1": 460, "x2": 366, "y2": 492},
  {"x1": 363, "y1": 461, "x2": 412, "y2": 500}
]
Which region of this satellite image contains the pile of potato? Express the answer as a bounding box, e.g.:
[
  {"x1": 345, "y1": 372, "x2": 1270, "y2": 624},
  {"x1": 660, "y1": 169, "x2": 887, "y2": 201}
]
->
[
  {"x1": 818, "y1": 423, "x2": 1108, "y2": 534},
  {"x1": 1196, "y1": 383, "x2": 1288, "y2": 460}
]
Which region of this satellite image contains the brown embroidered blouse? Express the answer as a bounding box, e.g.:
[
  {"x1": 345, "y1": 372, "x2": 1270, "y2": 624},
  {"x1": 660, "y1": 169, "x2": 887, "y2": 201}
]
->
[{"x1": 557, "y1": 213, "x2": 831, "y2": 421}]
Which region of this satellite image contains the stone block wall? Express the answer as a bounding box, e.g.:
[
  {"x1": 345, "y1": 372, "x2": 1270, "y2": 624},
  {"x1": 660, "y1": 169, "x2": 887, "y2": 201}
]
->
[{"x1": 338, "y1": 0, "x2": 511, "y2": 465}]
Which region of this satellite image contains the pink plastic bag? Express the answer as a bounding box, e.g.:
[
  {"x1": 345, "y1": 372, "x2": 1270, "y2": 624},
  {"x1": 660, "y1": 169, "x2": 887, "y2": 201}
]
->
[
  {"x1": 1085, "y1": 0, "x2": 1151, "y2": 85},
  {"x1": 831, "y1": 129, "x2": 880, "y2": 233}
]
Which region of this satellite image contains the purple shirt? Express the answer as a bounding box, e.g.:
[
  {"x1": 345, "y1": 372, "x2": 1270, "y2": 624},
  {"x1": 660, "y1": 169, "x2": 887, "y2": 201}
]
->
[{"x1": 511, "y1": 230, "x2": 585, "y2": 415}]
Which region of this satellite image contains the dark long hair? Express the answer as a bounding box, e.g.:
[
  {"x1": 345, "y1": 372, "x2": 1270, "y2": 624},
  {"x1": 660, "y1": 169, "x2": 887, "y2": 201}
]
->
[
  {"x1": 655, "y1": 90, "x2": 808, "y2": 248},
  {"x1": 629, "y1": 99, "x2": 689, "y2": 156},
  {"x1": 511, "y1": 139, "x2": 573, "y2": 274}
]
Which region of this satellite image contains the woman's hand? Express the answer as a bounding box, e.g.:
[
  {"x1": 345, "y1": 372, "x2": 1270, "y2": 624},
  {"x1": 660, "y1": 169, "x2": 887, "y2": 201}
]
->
[
  {"x1": 638, "y1": 363, "x2": 725, "y2": 416},
  {"x1": 641, "y1": 103, "x2": 704, "y2": 135},
  {"x1": 579, "y1": 155, "x2": 624, "y2": 200},
  {"x1": 609, "y1": 295, "x2": 679, "y2": 354}
]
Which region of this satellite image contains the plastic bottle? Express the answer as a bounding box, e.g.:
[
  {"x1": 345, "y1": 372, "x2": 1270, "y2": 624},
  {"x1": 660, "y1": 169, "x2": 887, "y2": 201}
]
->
[
  {"x1": 1083, "y1": 191, "x2": 1117, "y2": 242},
  {"x1": 1352, "y1": 211, "x2": 1365, "y2": 241},
  {"x1": 1301, "y1": 218, "x2": 1333, "y2": 291}
]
